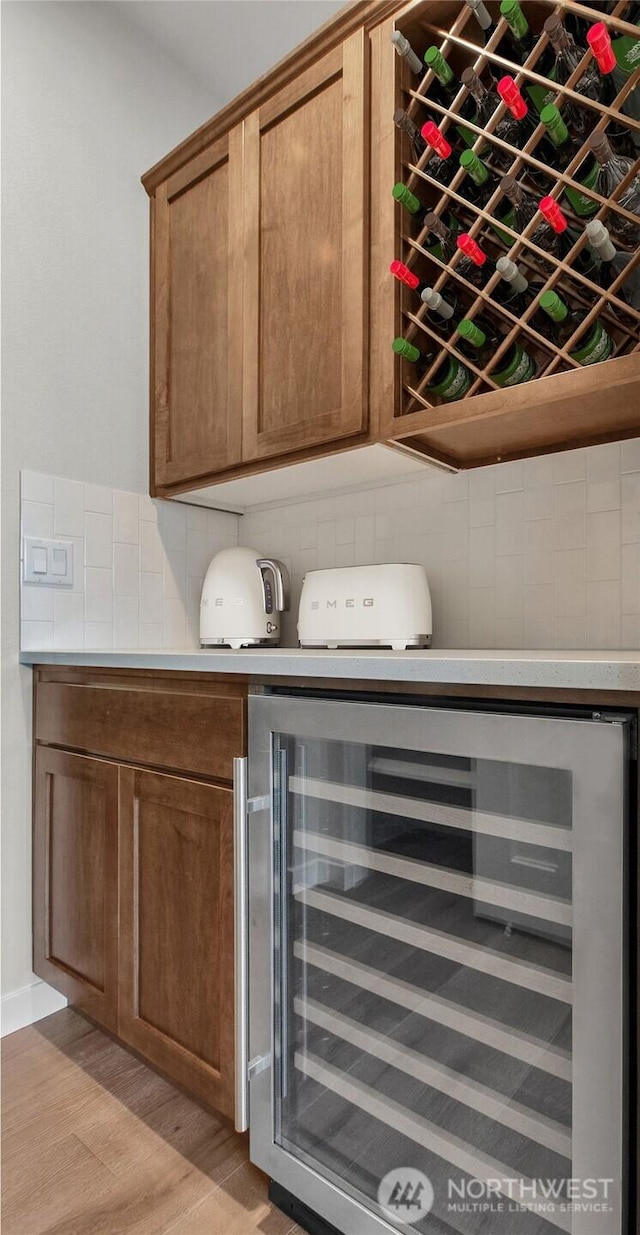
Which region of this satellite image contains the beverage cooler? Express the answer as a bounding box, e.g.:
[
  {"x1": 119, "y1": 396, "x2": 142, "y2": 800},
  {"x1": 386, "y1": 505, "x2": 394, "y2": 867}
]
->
[{"x1": 234, "y1": 693, "x2": 635, "y2": 1235}]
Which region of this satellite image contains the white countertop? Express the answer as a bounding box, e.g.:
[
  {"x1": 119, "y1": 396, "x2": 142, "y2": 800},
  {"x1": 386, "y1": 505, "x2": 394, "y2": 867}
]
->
[{"x1": 19, "y1": 648, "x2": 640, "y2": 692}]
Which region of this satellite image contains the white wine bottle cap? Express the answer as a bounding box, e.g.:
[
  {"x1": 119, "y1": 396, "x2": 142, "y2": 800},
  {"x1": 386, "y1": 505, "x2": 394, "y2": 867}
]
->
[
  {"x1": 586, "y1": 219, "x2": 616, "y2": 260},
  {"x1": 421, "y1": 287, "x2": 455, "y2": 319},
  {"x1": 465, "y1": 0, "x2": 492, "y2": 30},
  {"x1": 391, "y1": 30, "x2": 423, "y2": 76},
  {"x1": 496, "y1": 256, "x2": 529, "y2": 293}
]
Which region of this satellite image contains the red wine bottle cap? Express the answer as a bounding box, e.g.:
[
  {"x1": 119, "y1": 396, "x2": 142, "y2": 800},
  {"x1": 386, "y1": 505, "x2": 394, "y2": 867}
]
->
[
  {"x1": 497, "y1": 75, "x2": 528, "y2": 119},
  {"x1": 587, "y1": 23, "x2": 616, "y2": 73},
  {"x1": 539, "y1": 196, "x2": 568, "y2": 233},
  {"x1": 390, "y1": 259, "x2": 420, "y2": 289},
  {"x1": 421, "y1": 121, "x2": 452, "y2": 158},
  {"x1": 457, "y1": 234, "x2": 486, "y2": 265}
]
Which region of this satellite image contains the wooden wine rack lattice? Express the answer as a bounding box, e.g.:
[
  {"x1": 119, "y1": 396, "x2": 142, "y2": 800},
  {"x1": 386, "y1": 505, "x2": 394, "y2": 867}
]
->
[{"x1": 393, "y1": 0, "x2": 640, "y2": 413}]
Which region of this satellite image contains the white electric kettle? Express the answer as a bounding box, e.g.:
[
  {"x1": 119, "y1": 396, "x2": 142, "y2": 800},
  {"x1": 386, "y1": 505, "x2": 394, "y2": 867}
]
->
[{"x1": 200, "y1": 547, "x2": 290, "y2": 648}]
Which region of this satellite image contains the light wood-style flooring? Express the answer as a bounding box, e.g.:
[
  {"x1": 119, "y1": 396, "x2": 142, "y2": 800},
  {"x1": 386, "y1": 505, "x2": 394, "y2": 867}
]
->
[{"x1": 1, "y1": 1008, "x2": 305, "y2": 1235}]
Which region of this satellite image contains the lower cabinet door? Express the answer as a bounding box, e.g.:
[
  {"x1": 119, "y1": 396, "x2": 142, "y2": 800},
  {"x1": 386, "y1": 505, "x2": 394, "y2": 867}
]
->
[
  {"x1": 118, "y1": 767, "x2": 235, "y2": 1118},
  {"x1": 33, "y1": 746, "x2": 119, "y2": 1032}
]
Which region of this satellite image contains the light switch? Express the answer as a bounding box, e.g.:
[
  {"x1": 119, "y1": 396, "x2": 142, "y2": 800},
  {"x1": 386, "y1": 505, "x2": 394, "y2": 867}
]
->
[{"x1": 23, "y1": 537, "x2": 74, "y2": 586}]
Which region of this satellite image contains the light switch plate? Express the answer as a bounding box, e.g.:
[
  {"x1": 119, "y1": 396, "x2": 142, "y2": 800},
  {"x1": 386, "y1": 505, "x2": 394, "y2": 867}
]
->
[{"x1": 23, "y1": 537, "x2": 74, "y2": 586}]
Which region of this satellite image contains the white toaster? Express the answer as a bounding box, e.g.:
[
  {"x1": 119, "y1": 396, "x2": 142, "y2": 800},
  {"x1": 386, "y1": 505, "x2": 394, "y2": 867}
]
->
[{"x1": 297, "y1": 564, "x2": 432, "y2": 651}]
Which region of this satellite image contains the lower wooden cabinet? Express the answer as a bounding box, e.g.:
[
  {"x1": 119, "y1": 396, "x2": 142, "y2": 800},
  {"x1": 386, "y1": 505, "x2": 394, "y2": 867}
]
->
[
  {"x1": 33, "y1": 747, "x2": 120, "y2": 1033},
  {"x1": 32, "y1": 666, "x2": 246, "y2": 1121},
  {"x1": 118, "y1": 768, "x2": 235, "y2": 1119}
]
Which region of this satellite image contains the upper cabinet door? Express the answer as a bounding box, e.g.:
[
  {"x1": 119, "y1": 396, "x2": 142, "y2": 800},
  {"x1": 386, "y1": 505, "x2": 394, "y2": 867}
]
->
[
  {"x1": 152, "y1": 131, "x2": 243, "y2": 490},
  {"x1": 242, "y1": 32, "x2": 369, "y2": 462}
]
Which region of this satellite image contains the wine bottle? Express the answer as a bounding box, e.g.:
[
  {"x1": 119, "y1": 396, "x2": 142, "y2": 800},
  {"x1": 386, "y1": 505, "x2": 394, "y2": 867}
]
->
[
  {"x1": 392, "y1": 184, "x2": 463, "y2": 255},
  {"x1": 537, "y1": 289, "x2": 615, "y2": 365},
  {"x1": 537, "y1": 195, "x2": 600, "y2": 277},
  {"x1": 500, "y1": 177, "x2": 580, "y2": 265},
  {"x1": 421, "y1": 121, "x2": 458, "y2": 185},
  {"x1": 460, "y1": 68, "x2": 515, "y2": 170},
  {"x1": 540, "y1": 103, "x2": 599, "y2": 217},
  {"x1": 496, "y1": 256, "x2": 544, "y2": 314},
  {"x1": 499, "y1": 0, "x2": 556, "y2": 111},
  {"x1": 390, "y1": 261, "x2": 459, "y2": 334},
  {"x1": 495, "y1": 76, "x2": 552, "y2": 189},
  {"x1": 458, "y1": 150, "x2": 515, "y2": 244},
  {"x1": 597, "y1": 11, "x2": 640, "y2": 152},
  {"x1": 421, "y1": 287, "x2": 458, "y2": 330},
  {"x1": 586, "y1": 130, "x2": 640, "y2": 249},
  {"x1": 393, "y1": 109, "x2": 428, "y2": 164},
  {"x1": 586, "y1": 219, "x2": 640, "y2": 308},
  {"x1": 423, "y1": 47, "x2": 476, "y2": 145},
  {"x1": 456, "y1": 233, "x2": 491, "y2": 286},
  {"x1": 457, "y1": 317, "x2": 537, "y2": 385},
  {"x1": 392, "y1": 337, "x2": 473, "y2": 401},
  {"x1": 464, "y1": 0, "x2": 495, "y2": 45},
  {"x1": 586, "y1": 21, "x2": 637, "y2": 155},
  {"x1": 391, "y1": 31, "x2": 425, "y2": 79},
  {"x1": 543, "y1": 13, "x2": 627, "y2": 145}
]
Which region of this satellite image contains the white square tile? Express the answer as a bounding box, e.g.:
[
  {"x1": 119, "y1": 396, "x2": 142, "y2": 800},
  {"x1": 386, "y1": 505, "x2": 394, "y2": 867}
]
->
[
  {"x1": 586, "y1": 441, "x2": 620, "y2": 483},
  {"x1": 84, "y1": 622, "x2": 113, "y2": 650},
  {"x1": 444, "y1": 619, "x2": 471, "y2": 648},
  {"x1": 22, "y1": 471, "x2": 54, "y2": 504},
  {"x1": 555, "y1": 615, "x2": 587, "y2": 649},
  {"x1": 355, "y1": 516, "x2": 375, "y2": 565},
  {"x1": 496, "y1": 491, "x2": 524, "y2": 556},
  {"x1": 524, "y1": 519, "x2": 554, "y2": 586},
  {"x1": 139, "y1": 520, "x2": 164, "y2": 573},
  {"x1": 495, "y1": 554, "x2": 524, "y2": 619},
  {"x1": 469, "y1": 468, "x2": 495, "y2": 500},
  {"x1": 621, "y1": 440, "x2": 640, "y2": 474},
  {"x1": 553, "y1": 482, "x2": 586, "y2": 551},
  {"x1": 187, "y1": 530, "x2": 211, "y2": 579},
  {"x1": 443, "y1": 471, "x2": 469, "y2": 501},
  {"x1": 317, "y1": 522, "x2": 336, "y2": 560},
  {"x1": 469, "y1": 495, "x2": 495, "y2": 528},
  {"x1": 621, "y1": 614, "x2": 640, "y2": 649},
  {"x1": 67, "y1": 538, "x2": 86, "y2": 593},
  {"x1": 54, "y1": 478, "x2": 85, "y2": 537},
  {"x1": 139, "y1": 623, "x2": 163, "y2": 649},
  {"x1": 114, "y1": 542, "x2": 139, "y2": 597},
  {"x1": 85, "y1": 567, "x2": 113, "y2": 624},
  {"x1": 586, "y1": 479, "x2": 620, "y2": 513},
  {"x1": 164, "y1": 550, "x2": 186, "y2": 600},
  {"x1": 335, "y1": 518, "x2": 355, "y2": 546},
  {"x1": 163, "y1": 598, "x2": 186, "y2": 648},
  {"x1": 160, "y1": 502, "x2": 187, "y2": 552},
  {"x1": 114, "y1": 595, "x2": 140, "y2": 649},
  {"x1": 495, "y1": 615, "x2": 524, "y2": 648},
  {"x1": 553, "y1": 449, "x2": 586, "y2": 484},
  {"x1": 621, "y1": 473, "x2": 640, "y2": 543},
  {"x1": 523, "y1": 456, "x2": 554, "y2": 488},
  {"x1": 139, "y1": 494, "x2": 159, "y2": 523},
  {"x1": 85, "y1": 512, "x2": 113, "y2": 569},
  {"x1": 587, "y1": 580, "x2": 621, "y2": 648},
  {"x1": 298, "y1": 523, "x2": 317, "y2": 551},
  {"x1": 554, "y1": 548, "x2": 586, "y2": 617},
  {"x1": 468, "y1": 588, "x2": 496, "y2": 648},
  {"x1": 53, "y1": 591, "x2": 84, "y2": 650},
  {"x1": 524, "y1": 485, "x2": 554, "y2": 522},
  {"x1": 140, "y1": 572, "x2": 164, "y2": 623},
  {"x1": 22, "y1": 501, "x2": 54, "y2": 538},
  {"x1": 469, "y1": 525, "x2": 495, "y2": 588},
  {"x1": 113, "y1": 490, "x2": 139, "y2": 544},
  {"x1": 494, "y1": 460, "x2": 523, "y2": 493},
  {"x1": 85, "y1": 483, "x2": 113, "y2": 514},
  {"x1": 586, "y1": 510, "x2": 621, "y2": 581},
  {"x1": 21, "y1": 621, "x2": 54, "y2": 650},
  {"x1": 442, "y1": 501, "x2": 468, "y2": 561},
  {"x1": 21, "y1": 586, "x2": 54, "y2": 622},
  {"x1": 335, "y1": 543, "x2": 355, "y2": 568},
  {"x1": 523, "y1": 585, "x2": 554, "y2": 647},
  {"x1": 187, "y1": 505, "x2": 208, "y2": 533},
  {"x1": 622, "y1": 543, "x2": 640, "y2": 615}
]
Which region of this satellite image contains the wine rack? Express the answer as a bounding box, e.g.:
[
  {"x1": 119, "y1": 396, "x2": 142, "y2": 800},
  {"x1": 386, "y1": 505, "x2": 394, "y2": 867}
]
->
[{"x1": 392, "y1": 0, "x2": 640, "y2": 420}]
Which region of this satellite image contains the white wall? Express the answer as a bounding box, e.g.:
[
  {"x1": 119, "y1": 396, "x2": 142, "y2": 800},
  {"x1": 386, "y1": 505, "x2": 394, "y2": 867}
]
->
[{"x1": 1, "y1": 1, "x2": 218, "y2": 1004}]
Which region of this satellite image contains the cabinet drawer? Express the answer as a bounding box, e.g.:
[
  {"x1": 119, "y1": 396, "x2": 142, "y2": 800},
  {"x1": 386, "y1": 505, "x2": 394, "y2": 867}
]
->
[{"x1": 35, "y1": 679, "x2": 245, "y2": 780}]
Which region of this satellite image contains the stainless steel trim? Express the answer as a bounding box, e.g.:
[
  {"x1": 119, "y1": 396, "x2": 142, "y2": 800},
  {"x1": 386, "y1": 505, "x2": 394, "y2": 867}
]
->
[
  {"x1": 201, "y1": 636, "x2": 279, "y2": 647},
  {"x1": 257, "y1": 558, "x2": 290, "y2": 612},
  {"x1": 298, "y1": 635, "x2": 432, "y2": 648},
  {"x1": 233, "y1": 755, "x2": 249, "y2": 1133}
]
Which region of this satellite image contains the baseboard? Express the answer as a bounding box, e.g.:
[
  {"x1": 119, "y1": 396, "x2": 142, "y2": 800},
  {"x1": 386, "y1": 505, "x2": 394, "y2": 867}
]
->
[{"x1": 1, "y1": 980, "x2": 68, "y2": 1037}]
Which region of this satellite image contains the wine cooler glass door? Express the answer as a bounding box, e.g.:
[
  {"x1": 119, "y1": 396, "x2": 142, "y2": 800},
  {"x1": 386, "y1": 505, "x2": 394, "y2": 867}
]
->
[{"x1": 247, "y1": 697, "x2": 629, "y2": 1235}]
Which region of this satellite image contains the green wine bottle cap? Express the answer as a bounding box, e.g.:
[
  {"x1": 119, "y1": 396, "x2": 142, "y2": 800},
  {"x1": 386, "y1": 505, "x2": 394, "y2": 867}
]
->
[
  {"x1": 392, "y1": 183, "x2": 420, "y2": 213},
  {"x1": 460, "y1": 148, "x2": 489, "y2": 185},
  {"x1": 500, "y1": 0, "x2": 529, "y2": 39},
  {"x1": 540, "y1": 289, "x2": 569, "y2": 322},
  {"x1": 458, "y1": 318, "x2": 486, "y2": 347},
  {"x1": 392, "y1": 337, "x2": 421, "y2": 362},
  {"x1": 424, "y1": 45, "x2": 454, "y2": 85},
  {"x1": 540, "y1": 103, "x2": 569, "y2": 146}
]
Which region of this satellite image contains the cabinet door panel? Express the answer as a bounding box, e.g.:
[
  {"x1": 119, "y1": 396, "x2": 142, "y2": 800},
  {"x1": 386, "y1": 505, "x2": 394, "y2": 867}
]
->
[
  {"x1": 119, "y1": 768, "x2": 234, "y2": 1118},
  {"x1": 153, "y1": 130, "x2": 243, "y2": 489},
  {"x1": 242, "y1": 32, "x2": 368, "y2": 461},
  {"x1": 33, "y1": 747, "x2": 119, "y2": 1032}
]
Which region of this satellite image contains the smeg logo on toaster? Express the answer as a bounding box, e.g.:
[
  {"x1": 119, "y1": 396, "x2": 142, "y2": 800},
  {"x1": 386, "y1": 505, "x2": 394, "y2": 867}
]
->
[{"x1": 310, "y1": 598, "x2": 375, "y2": 609}]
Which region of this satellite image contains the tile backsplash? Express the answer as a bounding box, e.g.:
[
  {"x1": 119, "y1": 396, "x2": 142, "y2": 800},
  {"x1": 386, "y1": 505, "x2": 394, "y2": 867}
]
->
[
  {"x1": 20, "y1": 472, "x2": 238, "y2": 650},
  {"x1": 20, "y1": 439, "x2": 640, "y2": 652}
]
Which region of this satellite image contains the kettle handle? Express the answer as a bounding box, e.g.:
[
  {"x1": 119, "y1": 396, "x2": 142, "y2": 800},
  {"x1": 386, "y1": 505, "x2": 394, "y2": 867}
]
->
[{"x1": 257, "y1": 559, "x2": 290, "y2": 613}]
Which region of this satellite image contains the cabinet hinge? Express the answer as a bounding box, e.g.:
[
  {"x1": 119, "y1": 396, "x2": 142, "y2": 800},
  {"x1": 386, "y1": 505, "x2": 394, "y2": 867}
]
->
[
  {"x1": 248, "y1": 1053, "x2": 271, "y2": 1079},
  {"x1": 247, "y1": 795, "x2": 270, "y2": 814}
]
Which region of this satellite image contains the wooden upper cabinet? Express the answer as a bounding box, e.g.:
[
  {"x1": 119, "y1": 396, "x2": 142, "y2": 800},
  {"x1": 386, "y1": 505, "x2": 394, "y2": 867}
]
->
[
  {"x1": 152, "y1": 130, "x2": 244, "y2": 489},
  {"x1": 241, "y1": 32, "x2": 369, "y2": 462},
  {"x1": 33, "y1": 747, "x2": 119, "y2": 1033}
]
